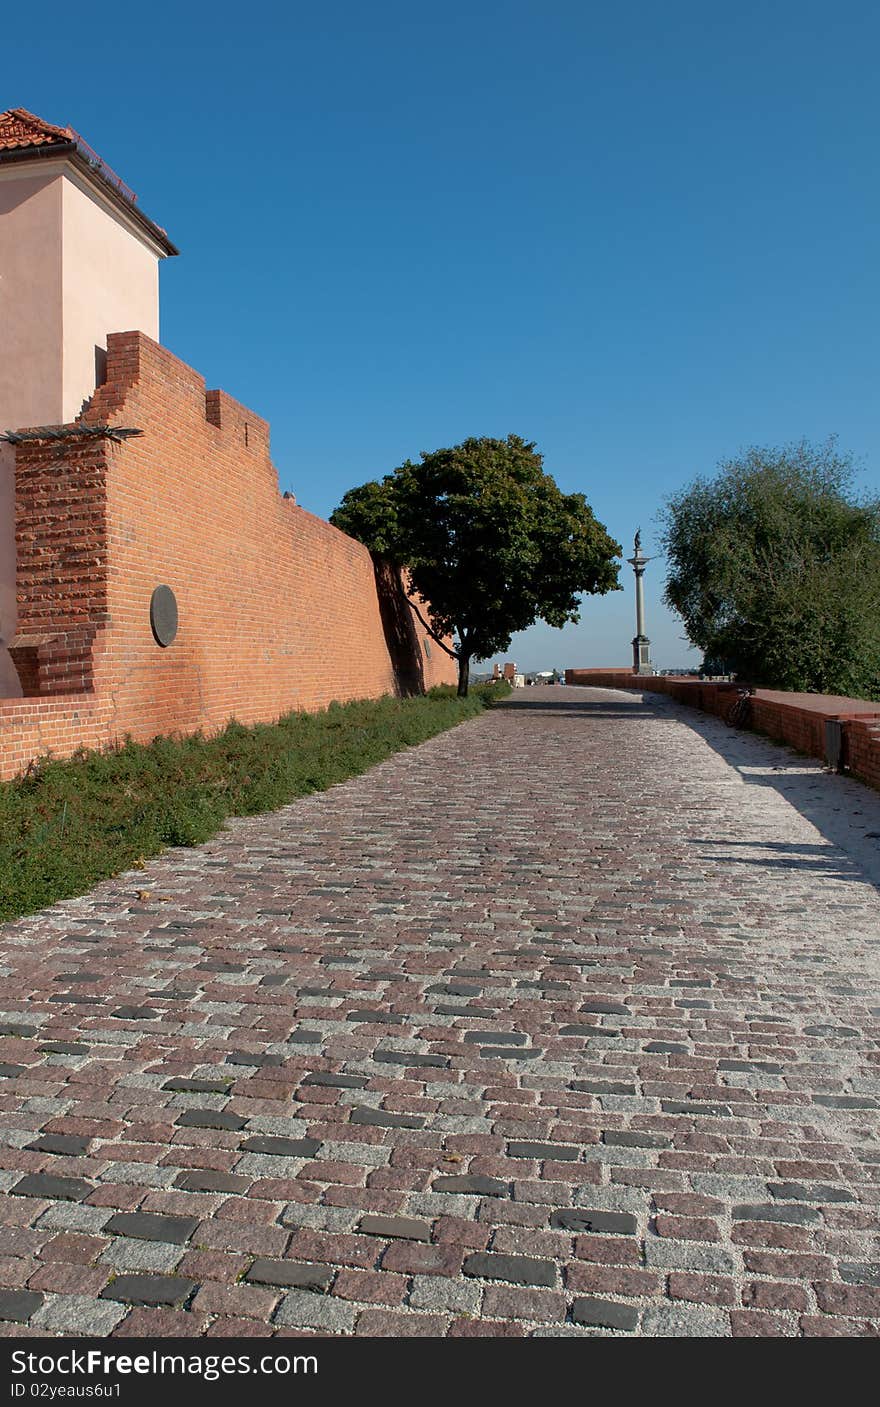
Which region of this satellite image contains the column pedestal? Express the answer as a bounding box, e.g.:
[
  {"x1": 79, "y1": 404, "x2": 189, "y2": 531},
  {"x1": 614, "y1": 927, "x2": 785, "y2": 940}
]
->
[{"x1": 632, "y1": 635, "x2": 653, "y2": 675}]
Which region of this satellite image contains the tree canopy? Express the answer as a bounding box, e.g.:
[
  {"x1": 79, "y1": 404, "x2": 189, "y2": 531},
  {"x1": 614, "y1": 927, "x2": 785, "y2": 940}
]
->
[
  {"x1": 659, "y1": 439, "x2": 880, "y2": 698},
  {"x1": 331, "y1": 435, "x2": 620, "y2": 694}
]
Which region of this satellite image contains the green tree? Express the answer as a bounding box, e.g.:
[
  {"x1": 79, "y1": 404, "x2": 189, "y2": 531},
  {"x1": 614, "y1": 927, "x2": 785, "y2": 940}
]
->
[
  {"x1": 331, "y1": 435, "x2": 620, "y2": 696},
  {"x1": 659, "y1": 438, "x2": 880, "y2": 698}
]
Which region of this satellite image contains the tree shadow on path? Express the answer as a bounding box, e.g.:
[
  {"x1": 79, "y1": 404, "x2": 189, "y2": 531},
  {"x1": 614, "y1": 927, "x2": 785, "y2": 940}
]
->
[{"x1": 504, "y1": 686, "x2": 880, "y2": 891}]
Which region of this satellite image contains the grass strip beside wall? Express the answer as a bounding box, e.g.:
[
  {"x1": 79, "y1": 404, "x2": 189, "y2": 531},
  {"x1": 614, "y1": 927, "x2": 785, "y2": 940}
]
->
[{"x1": 0, "y1": 683, "x2": 510, "y2": 923}]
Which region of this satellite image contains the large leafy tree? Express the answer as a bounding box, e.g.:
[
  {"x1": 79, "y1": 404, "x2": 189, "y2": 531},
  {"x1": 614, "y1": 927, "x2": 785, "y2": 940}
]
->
[
  {"x1": 331, "y1": 435, "x2": 620, "y2": 695},
  {"x1": 659, "y1": 439, "x2": 880, "y2": 698}
]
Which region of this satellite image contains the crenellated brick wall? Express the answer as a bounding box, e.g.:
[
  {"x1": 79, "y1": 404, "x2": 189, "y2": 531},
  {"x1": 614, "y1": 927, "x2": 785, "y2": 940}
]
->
[
  {"x1": 565, "y1": 669, "x2": 880, "y2": 795},
  {"x1": 0, "y1": 332, "x2": 457, "y2": 779}
]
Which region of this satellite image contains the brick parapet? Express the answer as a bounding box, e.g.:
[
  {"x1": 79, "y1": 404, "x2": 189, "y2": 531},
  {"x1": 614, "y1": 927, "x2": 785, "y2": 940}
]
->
[{"x1": 565, "y1": 669, "x2": 880, "y2": 793}]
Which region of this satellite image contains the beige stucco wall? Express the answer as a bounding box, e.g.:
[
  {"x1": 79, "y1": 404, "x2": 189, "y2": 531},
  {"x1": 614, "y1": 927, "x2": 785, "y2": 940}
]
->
[
  {"x1": 0, "y1": 168, "x2": 64, "y2": 428},
  {"x1": 0, "y1": 159, "x2": 162, "y2": 430},
  {"x1": 61, "y1": 170, "x2": 160, "y2": 421},
  {"x1": 0, "y1": 155, "x2": 165, "y2": 696},
  {"x1": 0, "y1": 170, "x2": 61, "y2": 696}
]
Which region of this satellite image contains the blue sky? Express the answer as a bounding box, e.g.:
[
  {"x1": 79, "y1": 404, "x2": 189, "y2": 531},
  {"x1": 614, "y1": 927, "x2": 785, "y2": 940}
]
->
[{"x1": 8, "y1": 1, "x2": 879, "y2": 670}]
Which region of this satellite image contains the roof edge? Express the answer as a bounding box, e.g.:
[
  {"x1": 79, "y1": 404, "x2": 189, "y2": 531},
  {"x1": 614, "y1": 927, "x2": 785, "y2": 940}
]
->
[{"x1": 0, "y1": 136, "x2": 178, "y2": 258}]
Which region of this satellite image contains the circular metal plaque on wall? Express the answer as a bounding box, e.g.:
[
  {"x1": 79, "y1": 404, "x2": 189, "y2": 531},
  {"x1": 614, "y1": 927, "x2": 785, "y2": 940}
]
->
[{"x1": 150, "y1": 585, "x2": 178, "y2": 647}]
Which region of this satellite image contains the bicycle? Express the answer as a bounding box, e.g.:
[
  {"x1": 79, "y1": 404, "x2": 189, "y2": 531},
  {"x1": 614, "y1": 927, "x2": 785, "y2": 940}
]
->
[{"x1": 725, "y1": 684, "x2": 755, "y2": 728}]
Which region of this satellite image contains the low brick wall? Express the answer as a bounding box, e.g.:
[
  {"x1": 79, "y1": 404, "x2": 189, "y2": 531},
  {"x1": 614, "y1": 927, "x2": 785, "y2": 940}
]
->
[
  {"x1": 565, "y1": 669, "x2": 880, "y2": 793},
  {"x1": 0, "y1": 694, "x2": 114, "y2": 779}
]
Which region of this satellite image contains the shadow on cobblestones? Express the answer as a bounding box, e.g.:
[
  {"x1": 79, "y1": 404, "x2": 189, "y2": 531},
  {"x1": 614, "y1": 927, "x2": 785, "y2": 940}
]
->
[
  {"x1": 563, "y1": 687, "x2": 880, "y2": 890},
  {"x1": 691, "y1": 837, "x2": 868, "y2": 883},
  {"x1": 497, "y1": 698, "x2": 659, "y2": 717}
]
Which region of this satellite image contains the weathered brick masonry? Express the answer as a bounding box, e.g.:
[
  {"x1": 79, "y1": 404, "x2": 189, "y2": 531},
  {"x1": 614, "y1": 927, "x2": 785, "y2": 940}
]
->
[
  {"x1": 566, "y1": 669, "x2": 880, "y2": 793},
  {"x1": 1, "y1": 332, "x2": 456, "y2": 778}
]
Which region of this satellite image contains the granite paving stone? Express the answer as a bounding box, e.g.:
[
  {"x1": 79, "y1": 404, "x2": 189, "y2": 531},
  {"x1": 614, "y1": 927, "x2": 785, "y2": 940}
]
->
[
  {"x1": 433, "y1": 1175, "x2": 509, "y2": 1197},
  {"x1": 172, "y1": 1171, "x2": 250, "y2": 1194},
  {"x1": 99, "y1": 1240, "x2": 186, "y2": 1273},
  {"x1": 30, "y1": 1295, "x2": 127, "y2": 1334},
  {"x1": 463, "y1": 1252, "x2": 557, "y2": 1287},
  {"x1": 0, "y1": 1289, "x2": 43, "y2": 1323},
  {"x1": 244, "y1": 1260, "x2": 334, "y2": 1291},
  {"x1": 551, "y1": 1209, "x2": 638, "y2": 1235},
  {"x1": 1, "y1": 685, "x2": 879, "y2": 1337},
  {"x1": 358, "y1": 1215, "x2": 433, "y2": 1241},
  {"x1": 273, "y1": 1291, "x2": 357, "y2": 1331},
  {"x1": 237, "y1": 1136, "x2": 321, "y2": 1158},
  {"x1": 100, "y1": 1274, "x2": 197, "y2": 1307},
  {"x1": 10, "y1": 1175, "x2": 93, "y2": 1202},
  {"x1": 25, "y1": 1134, "x2": 92, "y2": 1156},
  {"x1": 349, "y1": 1109, "x2": 425, "y2": 1130},
  {"x1": 103, "y1": 1212, "x2": 199, "y2": 1244},
  {"x1": 163, "y1": 1079, "x2": 234, "y2": 1094},
  {"x1": 175, "y1": 1110, "x2": 247, "y2": 1132},
  {"x1": 571, "y1": 1295, "x2": 640, "y2": 1331}
]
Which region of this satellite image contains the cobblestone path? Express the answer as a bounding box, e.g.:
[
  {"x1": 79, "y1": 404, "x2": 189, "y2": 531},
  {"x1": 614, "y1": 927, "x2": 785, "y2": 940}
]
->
[{"x1": 1, "y1": 686, "x2": 878, "y2": 1338}]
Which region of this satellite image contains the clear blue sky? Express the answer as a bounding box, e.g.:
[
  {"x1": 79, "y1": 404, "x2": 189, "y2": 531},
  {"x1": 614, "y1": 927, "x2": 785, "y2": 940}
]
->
[{"x1": 9, "y1": 1, "x2": 879, "y2": 670}]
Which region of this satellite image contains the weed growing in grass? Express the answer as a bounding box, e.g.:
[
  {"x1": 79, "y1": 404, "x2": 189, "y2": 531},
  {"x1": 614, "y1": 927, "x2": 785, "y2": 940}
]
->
[{"x1": 0, "y1": 683, "x2": 510, "y2": 922}]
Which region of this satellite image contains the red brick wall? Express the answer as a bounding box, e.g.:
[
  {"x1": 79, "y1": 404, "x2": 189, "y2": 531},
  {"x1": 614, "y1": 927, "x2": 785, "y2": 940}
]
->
[
  {"x1": 15, "y1": 434, "x2": 108, "y2": 636},
  {"x1": 1, "y1": 332, "x2": 456, "y2": 779},
  {"x1": 565, "y1": 669, "x2": 880, "y2": 794},
  {"x1": 846, "y1": 717, "x2": 880, "y2": 791},
  {"x1": 0, "y1": 694, "x2": 114, "y2": 780}
]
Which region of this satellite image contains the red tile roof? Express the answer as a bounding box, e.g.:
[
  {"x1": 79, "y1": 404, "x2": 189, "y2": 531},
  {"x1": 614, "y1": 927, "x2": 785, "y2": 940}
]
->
[
  {"x1": 0, "y1": 107, "x2": 72, "y2": 151},
  {"x1": 0, "y1": 107, "x2": 178, "y2": 256}
]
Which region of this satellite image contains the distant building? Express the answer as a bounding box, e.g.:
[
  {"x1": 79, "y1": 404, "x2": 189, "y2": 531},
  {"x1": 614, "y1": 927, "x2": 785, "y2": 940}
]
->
[{"x1": 492, "y1": 661, "x2": 518, "y2": 683}]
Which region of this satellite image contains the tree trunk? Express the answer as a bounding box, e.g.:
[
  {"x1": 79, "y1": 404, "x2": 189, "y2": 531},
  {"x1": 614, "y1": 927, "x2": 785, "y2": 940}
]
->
[{"x1": 457, "y1": 654, "x2": 470, "y2": 697}]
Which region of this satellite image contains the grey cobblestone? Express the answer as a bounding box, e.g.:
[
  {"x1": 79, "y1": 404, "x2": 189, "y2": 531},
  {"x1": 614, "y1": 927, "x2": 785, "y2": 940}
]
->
[
  {"x1": 35, "y1": 1205, "x2": 112, "y2": 1233},
  {"x1": 99, "y1": 1240, "x2": 186, "y2": 1272},
  {"x1": 97, "y1": 1164, "x2": 179, "y2": 1188},
  {"x1": 273, "y1": 1291, "x2": 357, "y2": 1331},
  {"x1": 30, "y1": 1295, "x2": 127, "y2": 1334},
  {"x1": 409, "y1": 1276, "x2": 482, "y2": 1312},
  {"x1": 644, "y1": 1241, "x2": 738, "y2": 1272},
  {"x1": 640, "y1": 1304, "x2": 730, "y2": 1337},
  {"x1": 233, "y1": 1153, "x2": 312, "y2": 1177}
]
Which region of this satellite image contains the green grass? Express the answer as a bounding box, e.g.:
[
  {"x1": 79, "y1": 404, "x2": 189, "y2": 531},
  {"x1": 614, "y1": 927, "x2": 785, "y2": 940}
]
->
[{"x1": 0, "y1": 682, "x2": 511, "y2": 923}]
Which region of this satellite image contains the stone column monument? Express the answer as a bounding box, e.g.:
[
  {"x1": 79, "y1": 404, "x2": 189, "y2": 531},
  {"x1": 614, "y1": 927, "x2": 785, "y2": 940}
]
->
[{"x1": 627, "y1": 528, "x2": 654, "y2": 675}]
